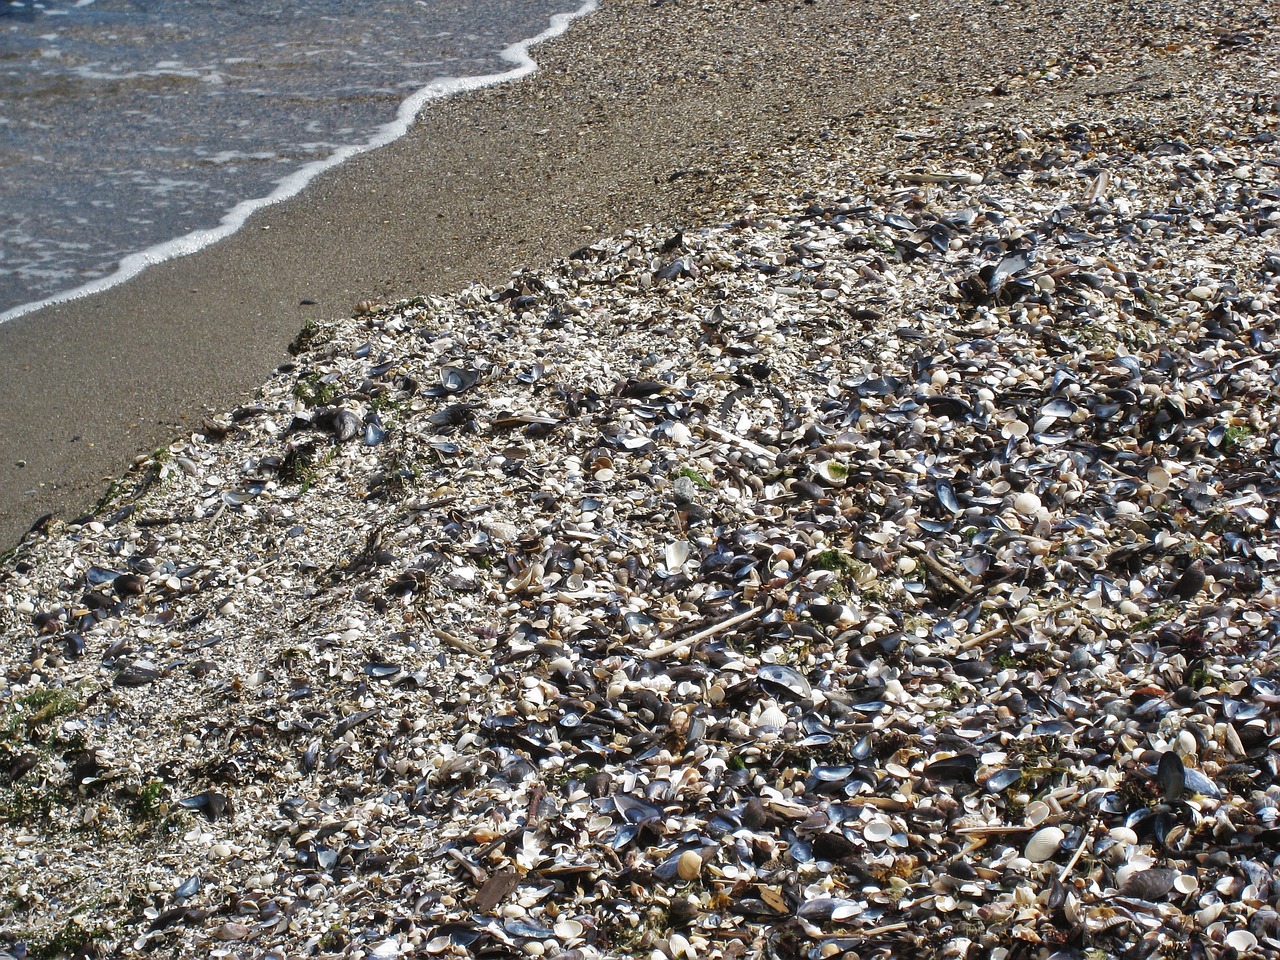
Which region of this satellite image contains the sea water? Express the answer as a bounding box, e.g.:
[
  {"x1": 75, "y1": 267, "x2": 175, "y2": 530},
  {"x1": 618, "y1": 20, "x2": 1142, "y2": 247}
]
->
[{"x1": 0, "y1": 0, "x2": 593, "y2": 323}]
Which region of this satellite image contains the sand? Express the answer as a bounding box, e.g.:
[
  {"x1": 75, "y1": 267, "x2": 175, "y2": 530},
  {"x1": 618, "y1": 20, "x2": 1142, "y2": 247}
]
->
[{"x1": 0, "y1": 0, "x2": 1262, "y2": 550}]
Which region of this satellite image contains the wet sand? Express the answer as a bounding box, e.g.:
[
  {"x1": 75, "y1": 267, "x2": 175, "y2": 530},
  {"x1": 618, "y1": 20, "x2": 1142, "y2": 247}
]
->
[{"x1": 0, "y1": 0, "x2": 1247, "y2": 549}]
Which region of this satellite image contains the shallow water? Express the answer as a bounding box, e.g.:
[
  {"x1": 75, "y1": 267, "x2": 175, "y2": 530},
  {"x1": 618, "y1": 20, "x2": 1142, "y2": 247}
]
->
[{"x1": 0, "y1": 0, "x2": 590, "y2": 321}]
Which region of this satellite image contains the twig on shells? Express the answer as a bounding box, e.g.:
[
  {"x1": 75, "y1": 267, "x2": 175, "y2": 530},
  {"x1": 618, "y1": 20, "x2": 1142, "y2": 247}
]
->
[
  {"x1": 433, "y1": 627, "x2": 484, "y2": 657},
  {"x1": 1058, "y1": 819, "x2": 1095, "y2": 884},
  {"x1": 697, "y1": 423, "x2": 776, "y2": 459},
  {"x1": 919, "y1": 552, "x2": 973, "y2": 595},
  {"x1": 892, "y1": 170, "x2": 982, "y2": 185},
  {"x1": 857, "y1": 922, "x2": 911, "y2": 937},
  {"x1": 641, "y1": 605, "x2": 763, "y2": 659},
  {"x1": 959, "y1": 600, "x2": 1076, "y2": 651}
]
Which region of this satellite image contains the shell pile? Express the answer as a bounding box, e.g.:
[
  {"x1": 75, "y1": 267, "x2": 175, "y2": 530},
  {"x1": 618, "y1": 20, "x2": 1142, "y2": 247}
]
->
[{"x1": 2, "y1": 25, "x2": 1280, "y2": 960}]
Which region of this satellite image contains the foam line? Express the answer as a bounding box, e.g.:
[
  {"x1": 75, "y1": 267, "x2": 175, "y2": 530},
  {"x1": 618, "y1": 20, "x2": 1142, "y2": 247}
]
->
[{"x1": 0, "y1": 0, "x2": 597, "y2": 326}]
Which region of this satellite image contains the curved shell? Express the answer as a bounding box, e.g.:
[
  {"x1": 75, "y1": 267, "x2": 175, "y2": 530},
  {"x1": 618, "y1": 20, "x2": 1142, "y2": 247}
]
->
[
  {"x1": 1024, "y1": 826, "x2": 1065, "y2": 863},
  {"x1": 863, "y1": 818, "x2": 893, "y2": 843}
]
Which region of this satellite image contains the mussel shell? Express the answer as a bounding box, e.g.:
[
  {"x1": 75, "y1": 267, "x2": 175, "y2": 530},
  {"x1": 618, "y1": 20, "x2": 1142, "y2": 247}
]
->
[
  {"x1": 757, "y1": 663, "x2": 812, "y2": 701},
  {"x1": 984, "y1": 768, "x2": 1023, "y2": 793},
  {"x1": 179, "y1": 791, "x2": 230, "y2": 822},
  {"x1": 922, "y1": 753, "x2": 978, "y2": 783},
  {"x1": 1119, "y1": 867, "x2": 1177, "y2": 900}
]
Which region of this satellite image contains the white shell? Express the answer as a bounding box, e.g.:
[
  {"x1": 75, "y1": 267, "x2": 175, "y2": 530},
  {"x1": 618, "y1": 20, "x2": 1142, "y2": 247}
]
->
[
  {"x1": 1173, "y1": 874, "x2": 1199, "y2": 895},
  {"x1": 1108, "y1": 826, "x2": 1138, "y2": 845},
  {"x1": 1023, "y1": 800, "x2": 1051, "y2": 826},
  {"x1": 676, "y1": 850, "x2": 703, "y2": 881},
  {"x1": 664, "y1": 540, "x2": 691, "y2": 571},
  {"x1": 1224, "y1": 931, "x2": 1257, "y2": 953},
  {"x1": 1013, "y1": 491, "x2": 1042, "y2": 516},
  {"x1": 755, "y1": 706, "x2": 788, "y2": 730},
  {"x1": 815, "y1": 460, "x2": 850, "y2": 485},
  {"x1": 1024, "y1": 826, "x2": 1065, "y2": 863},
  {"x1": 863, "y1": 818, "x2": 893, "y2": 843}
]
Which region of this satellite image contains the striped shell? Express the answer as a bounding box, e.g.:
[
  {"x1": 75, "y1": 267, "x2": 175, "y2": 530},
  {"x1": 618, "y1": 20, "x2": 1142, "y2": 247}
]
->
[{"x1": 1024, "y1": 826, "x2": 1065, "y2": 863}]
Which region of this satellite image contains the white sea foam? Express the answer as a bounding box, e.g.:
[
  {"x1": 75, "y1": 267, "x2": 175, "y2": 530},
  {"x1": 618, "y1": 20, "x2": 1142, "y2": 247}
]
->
[{"x1": 0, "y1": 0, "x2": 597, "y2": 326}]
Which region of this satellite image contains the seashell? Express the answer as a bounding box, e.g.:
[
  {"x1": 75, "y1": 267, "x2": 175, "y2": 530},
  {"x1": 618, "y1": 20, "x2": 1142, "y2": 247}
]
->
[
  {"x1": 936, "y1": 478, "x2": 961, "y2": 514},
  {"x1": 1119, "y1": 867, "x2": 1177, "y2": 900},
  {"x1": 1181, "y1": 766, "x2": 1221, "y2": 799},
  {"x1": 984, "y1": 768, "x2": 1022, "y2": 793},
  {"x1": 1173, "y1": 874, "x2": 1198, "y2": 895},
  {"x1": 438, "y1": 366, "x2": 481, "y2": 395},
  {"x1": 922, "y1": 753, "x2": 978, "y2": 783},
  {"x1": 178, "y1": 790, "x2": 230, "y2": 822},
  {"x1": 814, "y1": 459, "x2": 850, "y2": 485},
  {"x1": 863, "y1": 818, "x2": 893, "y2": 843},
  {"x1": 1224, "y1": 930, "x2": 1258, "y2": 953},
  {"x1": 1013, "y1": 491, "x2": 1041, "y2": 516},
  {"x1": 331, "y1": 407, "x2": 363, "y2": 443},
  {"x1": 1024, "y1": 826, "x2": 1065, "y2": 863},
  {"x1": 755, "y1": 705, "x2": 788, "y2": 731},
  {"x1": 553, "y1": 919, "x2": 584, "y2": 941},
  {"x1": 112, "y1": 573, "x2": 146, "y2": 597},
  {"x1": 757, "y1": 663, "x2": 811, "y2": 701},
  {"x1": 363, "y1": 412, "x2": 387, "y2": 446},
  {"x1": 222, "y1": 488, "x2": 258, "y2": 507},
  {"x1": 1158, "y1": 750, "x2": 1185, "y2": 802},
  {"x1": 676, "y1": 849, "x2": 703, "y2": 881},
  {"x1": 797, "y1": 898, "x2": 861, "y2": 923},
  {"x1": 1038, "y1": 397, "x2": 1078, "y2": 420},
  {"x1": 664, "y1": 541, "x2": 692, "y2": 572},
  {"x1": 115, "y1": 659, "x2": 161, "y2": 687}
]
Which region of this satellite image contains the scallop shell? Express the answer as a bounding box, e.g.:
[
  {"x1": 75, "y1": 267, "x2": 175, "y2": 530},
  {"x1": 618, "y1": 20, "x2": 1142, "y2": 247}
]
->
[
  {"x1": 755, "y1": 705, "x2": 788, "y2": 731},
  {"x1": 1024, "y1": 826, "x2": 1065, "y2": 863}
]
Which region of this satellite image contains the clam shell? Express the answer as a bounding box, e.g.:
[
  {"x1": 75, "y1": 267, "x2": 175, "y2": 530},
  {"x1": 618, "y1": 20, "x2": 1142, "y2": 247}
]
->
[
  {"x1": 863, "y1": 818, "x2": 893, "y2": 843},
  {"x1": 1024, "y1": 826, "x2": 1065, "y2": 863},
  {"x1": 1224, "y1": 931, "x2": 1258, "y2": 953},
  {"x1": 676, "y1": 849, "x2": 703, "y2": 881}
]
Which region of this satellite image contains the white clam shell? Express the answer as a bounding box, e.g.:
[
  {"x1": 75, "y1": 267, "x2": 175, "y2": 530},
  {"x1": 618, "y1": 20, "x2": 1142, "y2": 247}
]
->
[
  {"x1": 1224, "y1": 930, "x2": 1257, "y2": 953},
  {"x1": 1013, "y1": 491, "x2": 1041, "y2": 516},
  {"x1": 1024, "y1": 826, "x2": 1065, "y2": 863},
  {"x1": 755, "y1": 705, "x2": 788, "y2": 730},
  {"x1": 664, "y1": 540, "x2": 692, "y2": 571},
  {"x1": 1023, "y1": 800, "x2": 1051, "y2": 826},
  {"x1": 863, "y1": 818, "x2": 893, "y2": 843},
  {"x1": 1173, "y1": 874, "x2": 1198, "y2": 895},
  {"x1": 815, "y1": 459, "x2": 850, "y2": 484}
]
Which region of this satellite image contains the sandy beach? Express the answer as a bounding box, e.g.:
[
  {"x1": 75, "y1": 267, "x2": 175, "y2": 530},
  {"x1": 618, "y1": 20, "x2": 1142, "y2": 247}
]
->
[
  {"x1": 2, "y1": 0, "x2": 1278, "y2": 957},
  {"x1": 0, "y1": 0, "x2": 1242, "y2": 551}
]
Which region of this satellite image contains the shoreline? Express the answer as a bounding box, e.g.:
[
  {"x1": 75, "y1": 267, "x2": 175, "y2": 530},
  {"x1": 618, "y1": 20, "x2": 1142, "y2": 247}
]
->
[
  {"x1": 0, "y1": 0, "x2": 1225, "y2": 552},
  {"x1": 0, "y1": 0, "x2": 599, "y2": 329}
]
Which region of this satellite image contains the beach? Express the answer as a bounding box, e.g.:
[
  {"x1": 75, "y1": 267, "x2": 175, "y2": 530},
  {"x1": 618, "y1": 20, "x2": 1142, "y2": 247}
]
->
[
  {"x1": 2, "y1": 0, "x2": 1279, "y2": 956},
  {"x1": 0, "y1": 0, "x2": 1230, "y2": 551}
]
